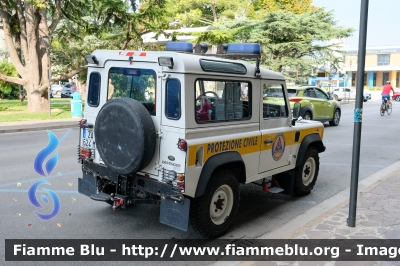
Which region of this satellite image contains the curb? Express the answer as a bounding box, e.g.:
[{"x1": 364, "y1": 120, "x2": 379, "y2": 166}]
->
[
  {"x1": 209, "y1": 161, "x2": 400, "y2": 266},
  {"x1": 258, "y1": 160, "x2": 400, "y2": 240},
  {"x1": 0, "y1": 123, "x2": 79, "y2": 134}
]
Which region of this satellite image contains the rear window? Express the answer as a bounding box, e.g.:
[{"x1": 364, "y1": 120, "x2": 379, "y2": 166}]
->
[
  {"x1": 108, "y1": 67, "x2": 156, "y2": 115},
  {"x1": 287, "y1": 89, "x2": 299, "y2": 97},
  {"x1": 200, "y1": 59, "x2": 247, "y2": 75},
  {"x1": 87, "y1": 72, "x2": 101, "y2": 107}
]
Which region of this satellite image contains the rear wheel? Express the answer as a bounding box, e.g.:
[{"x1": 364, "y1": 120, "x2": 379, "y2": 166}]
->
[
  {"x1": 293, "y1": 147, "x2": 319, "y2": 196},
  {"x1": 329, "y1": 109, "x2": 340, "y2": 126},
  {"x1": 387, "y1": 102, "x2": 392, "y2": 115},
  {"x1": 190, "y1": 170, "x2": 239, "y2": 238},
  {"x1": 396, "y1": 96, "x2": 400, "y2": 102},
  {"x1": 303, "y1": 111, "x2": 312, "y2": 120}
]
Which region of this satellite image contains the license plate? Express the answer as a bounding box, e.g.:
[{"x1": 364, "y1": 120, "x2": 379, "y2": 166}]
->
[{"x1": 82, "y1": 128, "x2": 95, "y2": 148}]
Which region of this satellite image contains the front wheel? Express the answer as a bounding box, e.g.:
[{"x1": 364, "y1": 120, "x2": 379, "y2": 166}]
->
[
  {"x1": 380, "y1": 105, "x2": 385, "y2": 116},
  {"x1": 190, "y1": 170, "x2": 239, "y2": 238},
  {"x1": 387, "y1": 102, "x2": 392, "y2": 115},
  {"x1": 396, "y1": 96, "x2": 400, "y2": 102},
  {"x1": 329, "y1": 109, "x2": 340, "y2": 126},
  {"x1": 293, "y1": 147, "x2": 319, "y2": 196}
]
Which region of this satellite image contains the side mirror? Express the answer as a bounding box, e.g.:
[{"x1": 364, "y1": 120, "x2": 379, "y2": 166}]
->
[{"x1": 291, "y1": 102, "x2": 301, "y2": 126}]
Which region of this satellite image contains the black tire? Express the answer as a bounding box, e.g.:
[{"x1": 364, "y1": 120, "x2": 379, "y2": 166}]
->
[
  {"x1": 94, "y1": 98, "x2": 156, "y2": 174},
  {"x1": 303, "y1": 111, "x2": 312, "y2": 120},
  {"x1": 387, "y1": 102, "x2": 392, "y2": 115},
  {"x1": 396, "y1": 96, "x2": 400, "y2": 102},
  {"x1": 329, "y1": 109, "x2": 340, "y2": 126},
  {"x1": 293, "y1": 146, "x2": 319, "y2": 196},
  {"x1": 190, "y1": 170, "x2": 239, "y2": 238},
  {"x1": 380, "y1": 105, "x2": 385, "y2": 116}
]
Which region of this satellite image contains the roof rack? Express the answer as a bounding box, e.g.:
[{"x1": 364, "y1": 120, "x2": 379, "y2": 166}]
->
[{"x1": 165, "y1": 42, "x2": 262, "y2": 78}]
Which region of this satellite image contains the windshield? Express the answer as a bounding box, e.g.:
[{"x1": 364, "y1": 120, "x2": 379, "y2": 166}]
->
[{"x1": 108, "y1": 67, "x2": 157, "y2": 115}]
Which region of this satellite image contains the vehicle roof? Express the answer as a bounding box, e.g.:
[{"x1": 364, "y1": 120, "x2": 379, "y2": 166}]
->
[{"x1": 90, "y1": 50, "x2": 285, "y2": 80}]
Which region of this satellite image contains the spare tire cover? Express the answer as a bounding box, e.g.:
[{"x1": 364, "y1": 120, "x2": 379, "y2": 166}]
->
[{"x1": 94, "y1": 98, "x2": 156, "y2": 174}]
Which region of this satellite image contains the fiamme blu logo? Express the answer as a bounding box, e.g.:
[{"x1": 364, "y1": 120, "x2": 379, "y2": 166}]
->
[{"x1": 29, "y1": 130, "x2": 60, "y2": 220}]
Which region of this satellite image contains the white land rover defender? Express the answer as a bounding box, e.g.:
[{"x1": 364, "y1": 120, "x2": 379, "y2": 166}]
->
[{"x1": 78, "y1": 42, "x2": 326, "y2": 238}]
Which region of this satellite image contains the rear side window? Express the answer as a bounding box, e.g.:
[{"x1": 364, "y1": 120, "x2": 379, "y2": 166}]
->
[
  {"x1": 87, "y1": 72, "x2": 101, "y2": 107},
  {"x1": 108, "y1": 67, "x2": 157, "y2": 115},
  {"x1": 195, "y1": 79, "x2": 251, "y2": 123},
  {"x1": 165, "y1": 79, "x2": 181, "y2": 119}
]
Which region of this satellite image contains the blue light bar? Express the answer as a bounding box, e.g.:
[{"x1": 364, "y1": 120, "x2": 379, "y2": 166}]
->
[
  {"x1": 166, "y1": 42, "x2": 193, "y2": 53},
  {"x1": 227, "y1": 43, "x2": 261, "y2": 55}
]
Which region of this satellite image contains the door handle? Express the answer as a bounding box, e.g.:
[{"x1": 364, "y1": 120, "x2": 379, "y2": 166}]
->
[{"x1": 264, "y1": 138, "x2": 272, "y2": 145}]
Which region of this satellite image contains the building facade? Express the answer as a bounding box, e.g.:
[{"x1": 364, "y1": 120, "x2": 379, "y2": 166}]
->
[{"x1": 343, "y1": 46, "x2": 400, "y2": 88}]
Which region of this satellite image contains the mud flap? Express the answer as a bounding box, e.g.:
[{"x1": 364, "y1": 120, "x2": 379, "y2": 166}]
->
[
  {"x1": 160, "y1": 197, "x2": 190, "y2": 232},
  {"x1": 78, "y1": 173, "x2": 97, "y2": 197}
]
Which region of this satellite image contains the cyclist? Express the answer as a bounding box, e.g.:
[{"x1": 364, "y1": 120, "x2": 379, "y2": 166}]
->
[{"x1": 381, "y1": 81, "x2": 395, "y2": 110}]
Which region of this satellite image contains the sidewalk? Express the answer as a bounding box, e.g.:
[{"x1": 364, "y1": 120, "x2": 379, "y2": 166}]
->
[
  {"x1": 0, "y1": 117, "x2": 81, "y2": 134},
  {"x1": 227, "y1": 161, "x2": 400, "y2": 266}
]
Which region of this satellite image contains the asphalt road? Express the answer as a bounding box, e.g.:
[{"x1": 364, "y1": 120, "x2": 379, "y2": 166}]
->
[{"x1": 0, "y1": 96, "x2": 399, "y2": 265}]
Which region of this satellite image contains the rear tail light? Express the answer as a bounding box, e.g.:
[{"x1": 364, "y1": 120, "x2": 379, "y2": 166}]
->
[
  {"x1": 289, "y1": 97, "x2": 302, "y2": 102},
  {"x1": 162, "y1": 169, "x2": 185, "y2": 191},
  {"x1": 79, "y1": 147, "x2": 93, "y2": 160},
  {"x1": 177, "y1": 139, "x2": 187, "y2": 151},
  {"x1": 79, "y1": 119, "x2": 87, "y2": 127}
]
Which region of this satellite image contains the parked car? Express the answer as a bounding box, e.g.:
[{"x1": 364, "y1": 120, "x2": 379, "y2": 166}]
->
[
  {"x1": 263, "y1": 85, "x2": 341, "y2": 126},
  {"x1": 332, "y1": 87, "x2": 371, "y2": 102},
  {"x1": 61, "y1": 86, "x2": 72, "y2": 98},
  {"x1": 393, "y1": 92, "x2": 400, "y2": 102},
  {"x1": 51, "y1": 84, "x2": 63, "y2": 96}
]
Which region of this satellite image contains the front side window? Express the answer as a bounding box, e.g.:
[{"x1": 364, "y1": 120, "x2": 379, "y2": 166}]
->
[
  {"x1": 165, "y1": 79, "x2": 181, "y2": 119},
  {"x1": 87, "y1": 72, "x2": 101, "y2": 107},
  {"x1": 195, "y1": 79, "x2": 251, "y2": 123},
  {"x1": 262, "y1": 83, "x2": 289, "y2": 118},
  {"x1": 108, "y1": 67, "x2": 156, "y2": 115},
  {"x1": 315, "y1": 88, "x2": 329, "y2": 100},
  {"x1": 304, "y1": 88, "x2": 317, "y2": 98}
]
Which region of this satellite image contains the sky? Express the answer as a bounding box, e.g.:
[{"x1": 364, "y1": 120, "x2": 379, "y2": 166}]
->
[{"x1": 313, "y1": 0, "x2": 400, "y2": 48}]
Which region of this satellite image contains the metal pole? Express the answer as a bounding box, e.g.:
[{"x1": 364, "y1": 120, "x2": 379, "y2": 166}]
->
[
  {"x1": 348, "y1": 0, "x2": 369, "y2": 227},
  {"x1": 47, "y1": 47, "x2": 51, "y2": 118}
]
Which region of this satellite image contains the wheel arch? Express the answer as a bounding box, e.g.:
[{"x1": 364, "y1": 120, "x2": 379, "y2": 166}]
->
[
  {"x1": 300, "y1": 106, "x2": 313, "y2": 119},
  {"x1": 194, "y1": 151, "x2": 245, "y2": 198},
  {"x1": 296, "y1": 133, "x2": 325, "y2": 167}
]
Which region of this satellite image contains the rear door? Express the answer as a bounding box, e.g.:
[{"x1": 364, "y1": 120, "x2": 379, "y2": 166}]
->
[{"x1": 104, "y1": 61, "x2": 161, "y2": 176}]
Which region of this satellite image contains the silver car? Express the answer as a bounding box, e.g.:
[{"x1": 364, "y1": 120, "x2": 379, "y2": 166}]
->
[{"x1": 333, "y1": 87, "x2": 371, "y2": 102}]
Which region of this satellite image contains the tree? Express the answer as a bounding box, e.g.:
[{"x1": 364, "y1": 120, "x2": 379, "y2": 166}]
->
[
  {"x1": 165, "y1": 0, "x2": 246, "y2": 27},
  {"x1": 0, "y1": 0, "x2": 72, "y2": 112},
  {"x1": 195, "y1": 10, "x2": 354, "y2": 81},
  {"x1": 249, "y1": 0, "x2": 317, "y2": 19},
  {"x1": 0, "y1": 0, "x2": 170, "y2": 112},
  {"x1": 0, "y1": 60, "x2": 18, "y2": 100}
]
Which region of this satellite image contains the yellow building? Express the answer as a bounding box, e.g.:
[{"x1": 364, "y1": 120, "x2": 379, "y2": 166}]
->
[{"x1": 343, "y1": 46, "x2": 400, "y2": 88}]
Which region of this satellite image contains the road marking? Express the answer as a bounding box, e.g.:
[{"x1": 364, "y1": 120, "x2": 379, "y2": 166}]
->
[
  {"x1": 0, "y1": 128, "x2": 76, "y2": 150},
  {"x1": 59, "y1": 128, "x2": 72, "y2": 143},
  {"x1": 0, "y1": 189, "x2": 78, "y2": 194},
  {"x1": 0, "y1": 170, "x2": 81, "y2": 188}
]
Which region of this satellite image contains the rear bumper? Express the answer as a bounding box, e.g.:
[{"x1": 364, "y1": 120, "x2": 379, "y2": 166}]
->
[{"x1": 78, "y1": 160, "x2": 181, "y2": 199}]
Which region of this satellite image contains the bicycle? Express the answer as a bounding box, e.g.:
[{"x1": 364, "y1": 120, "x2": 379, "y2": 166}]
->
[{"x1": 380, "y1": 96, "x2": 392, "y2": 116}]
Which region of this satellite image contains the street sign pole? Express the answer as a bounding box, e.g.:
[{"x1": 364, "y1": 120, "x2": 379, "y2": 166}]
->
[{"x1": 348, "y1": 0, "x2": 369, "y2": 227}]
